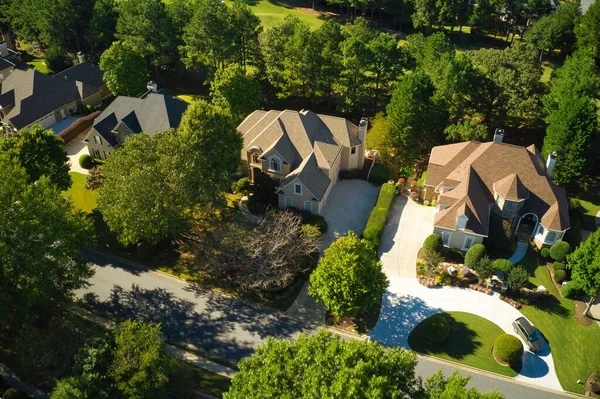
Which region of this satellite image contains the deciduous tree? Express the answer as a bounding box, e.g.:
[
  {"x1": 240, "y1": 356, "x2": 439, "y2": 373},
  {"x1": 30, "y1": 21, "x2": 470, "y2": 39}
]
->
[
  {"x1": 309, "y1": 231, "x2": 388, "y2": 318},
  {"x1": 575, "y1": 0, "x2": 600, "y2": 58},
  {"x1": 0, "y1": 124, "x2": 71, "y2": 191},
  {"x1": 99, "y1": 42, "x2": 149, "y2": 96},
  {"x1": 425, "y1": 370, "x2": 503, "y2": 398},
  {"x1": 567, "y1": 229, "x2": 600, "y2": 315},
  {"x1": 210, "y1": 65, "x2": 261, "y2": 120}
]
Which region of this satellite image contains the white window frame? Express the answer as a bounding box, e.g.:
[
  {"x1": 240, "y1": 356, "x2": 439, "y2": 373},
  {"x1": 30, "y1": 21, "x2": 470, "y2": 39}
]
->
[
  {"x1": 351, "y1": 146, "x2": 356, "y2": 155},
  {"x1": 457, "y1": 215, "x2": 468, "y2": 231},
  {"x1": 269, "y1": 157, "x2": 280, "y2": 172},
  {"x1": 440, "y1": 231, "x2": 452, "y2": 247},
  {"x1": 294, "y1": 183, "x2": 302, "y2": 195},
  {"x1": 285, "y1": 197, "x2": 292, "y2": 208},
  {"x1": 463, "y1": 236, "x2": 475, "y2": 250},
  {"x1": 304, "y1": 201, "x2": 312, "y2": 213},
  {"x1": 251, "y1": 152, "x2": 261, "y2": 164},
  {"x1": 546, "y1": 231, "x2": 557, "y2": 243}
]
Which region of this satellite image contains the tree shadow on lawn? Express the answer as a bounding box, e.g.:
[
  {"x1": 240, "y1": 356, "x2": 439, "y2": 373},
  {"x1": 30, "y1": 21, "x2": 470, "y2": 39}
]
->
[{"x1": 408, "y1": 313, "x2": 481, "y2": 361}]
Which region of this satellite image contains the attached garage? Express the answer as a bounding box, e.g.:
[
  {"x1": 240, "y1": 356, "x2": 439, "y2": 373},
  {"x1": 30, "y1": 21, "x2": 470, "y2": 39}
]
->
[{"x1": 36, "y1": 113, "x2": 56, "y2": 129}]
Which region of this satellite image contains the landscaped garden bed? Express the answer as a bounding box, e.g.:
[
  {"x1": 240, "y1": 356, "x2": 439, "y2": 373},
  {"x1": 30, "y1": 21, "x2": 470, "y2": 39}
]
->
[{"x1": 407, "y1": 312, "x2": 519, "y2": 377}]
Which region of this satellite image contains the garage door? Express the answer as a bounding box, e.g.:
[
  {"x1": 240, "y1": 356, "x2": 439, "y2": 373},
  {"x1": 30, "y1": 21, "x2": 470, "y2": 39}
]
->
[{"x1": 37, "y1": 113, "x2": 56, "y2": 129}]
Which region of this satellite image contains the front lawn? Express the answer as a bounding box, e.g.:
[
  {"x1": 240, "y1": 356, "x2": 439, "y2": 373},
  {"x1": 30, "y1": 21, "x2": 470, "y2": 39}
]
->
[
  {"x1": 578, "y1": 199, "x2": 600, "y2": 231},
  {"x1": 408, "y1": 311, "x2": 518, "y2": 377},
  {"x1": 517, "y1": 250, "x2": 600, "y2": 394},
  {"x1": 64, "y1": 172, "x2": 98, "y2": 213},
  {"x1": 183, "y1": 363, "x2": 232, "y2": 398}
]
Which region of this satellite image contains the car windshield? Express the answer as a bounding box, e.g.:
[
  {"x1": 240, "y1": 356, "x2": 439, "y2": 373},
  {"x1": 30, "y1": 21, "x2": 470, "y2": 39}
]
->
[{"x1": 528, "y1": 332, "x2": 539, "y2": 342}]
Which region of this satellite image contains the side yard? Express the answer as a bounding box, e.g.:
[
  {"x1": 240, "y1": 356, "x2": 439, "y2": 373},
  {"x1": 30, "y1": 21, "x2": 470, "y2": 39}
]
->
[
  {"x1": 517, "y1": 250, "x2": 600, "y2": 394},
  {"x1": 64, "y1": 172, "x2": 98, "y2": 213}
]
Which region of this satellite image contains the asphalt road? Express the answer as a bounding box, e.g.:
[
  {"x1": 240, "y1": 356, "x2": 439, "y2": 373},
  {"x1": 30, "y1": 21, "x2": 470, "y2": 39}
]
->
[{"x1": 79, "y1": 250, "x2": 574, "y2": 399}]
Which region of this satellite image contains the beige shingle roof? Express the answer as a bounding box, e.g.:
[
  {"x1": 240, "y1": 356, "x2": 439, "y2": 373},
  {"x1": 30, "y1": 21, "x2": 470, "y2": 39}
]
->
[{"x1": 427, "y1": 141, "x2": 570, "y2": 232}]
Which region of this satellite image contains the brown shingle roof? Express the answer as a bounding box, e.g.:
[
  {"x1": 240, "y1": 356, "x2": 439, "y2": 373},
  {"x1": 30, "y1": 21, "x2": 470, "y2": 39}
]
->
[
  {"x1": 494, "y1": 173, "x2": 529, "y2": 201},
  {"x1": 427, "y1": 141, "x2": 570, "y2": 232}
]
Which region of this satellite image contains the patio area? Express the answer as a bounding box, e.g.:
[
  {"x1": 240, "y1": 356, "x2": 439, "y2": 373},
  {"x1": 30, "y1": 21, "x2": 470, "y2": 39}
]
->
[{"x1": 51, "y1": 116, "x2": 80, "y2": 135}]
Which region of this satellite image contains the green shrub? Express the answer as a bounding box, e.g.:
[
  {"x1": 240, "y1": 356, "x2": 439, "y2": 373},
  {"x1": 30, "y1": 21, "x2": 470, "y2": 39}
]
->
[
  {"x1": 93, "y1": 158, "x2": 106, "y2": 165},
  {"x1": 552, "y1": 262, "x2": 565, "y2": 271},
  {"x1": 419, "y1": 314, "x2": 450, "y2": 344},
  {"x1": 231, "y1": 177, "x2": 250, "y2": 194},
  {"x1": 306, "y1": 215, "x2": 328, "y2": 234},
  {"x1": 362, "y1": 183, "x2": 396, "y2": 248},
  {"x1": 136, "y1": 241, "x2": 156, "y2": 261},
  {"x1": 464, "y1": 244, "x2": 487, "y2": 268},
  {"x1": 368, "y1": 163, "x2": 391, "y2": 185},
  {"x1": 540, "y1": 248, "x2": 550, "y2": 259},
  {"x1": 568, "y1": 198, "x2": 585, "y2": 217},
  {"x1": 493, "y1": 259, "x2": 512, "y2": 274},
  {"x1": 423, "y1": 233, "x2": 443, "y2": 255},
  {"x1": 561, "y1": 282, "x2": 581, "y2": 299},
  {"x1": 473, "y1": 256, "x2": 494, "y2": 280},
  {"x1": 3, "y1": 388, "x2": 28, "y2": 399},
  {"x1": 549, "y1": 240, "x2": 570, "y2": 261},
  {"x1": 507, "y1": 266, "x2": 529, "y2": 291},
  {"x1": 487, "y1": 214, "x2": 514, "y2": 253},
  {"x1": 554, "y1": 269, "x2": 566, "y2": 283},
  {"x1": 493, "y1": 334, "x2": 524, "y2": 365},
  {"x1": 339, "y1": 169, "x2": 361, "y2": 180},
  {"x1": 79, "y1": 154, "x2": 94, "y2": 169},
  {"x1": 435, "y1": 271, "x2": 452, "y2": 285}
]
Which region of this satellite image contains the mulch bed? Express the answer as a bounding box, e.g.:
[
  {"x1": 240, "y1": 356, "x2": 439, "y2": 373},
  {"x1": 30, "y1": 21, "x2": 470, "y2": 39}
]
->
[
  {"x1": 585, "y1": 372, "x2": 599, "y2": 398},
  {"x1": 574, "y1": 299, "x2": 594, "y2": 327}
]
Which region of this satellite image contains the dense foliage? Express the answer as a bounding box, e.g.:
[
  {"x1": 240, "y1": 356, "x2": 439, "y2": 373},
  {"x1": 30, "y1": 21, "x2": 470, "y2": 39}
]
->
[
  {"x1": 465, "y1": 244, "x2": 487, "y2": 268},
  {"x1": 100, "y1": 42, "x2": 149, "y2": 96},
  {"x1": 362, "y1": 183, "x2": 396, "y2": 248},
  {"x1": 549, "y1": 240, "x2": 571, "y2": 262},
  {"x1": 493, "y1": 334, "x2": 523, "y2": 365},
  {"x1": 309, "y1": 232, "x2": 388, "y2": 318},
  {"x1": 567, "y1": 229, "x2": 600, "y2": 297}
]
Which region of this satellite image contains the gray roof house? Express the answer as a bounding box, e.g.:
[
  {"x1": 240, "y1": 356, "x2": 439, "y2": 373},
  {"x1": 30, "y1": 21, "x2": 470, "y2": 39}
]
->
[
  {"x1": 83, "y1": 92, "x2": 188, "y2": 160},
  {"x1": 238, "y1": 109, "x2": 368, "y2": 215},
  {"x1": 0, "y1": 64, "x2": 106, "y2": 132}
]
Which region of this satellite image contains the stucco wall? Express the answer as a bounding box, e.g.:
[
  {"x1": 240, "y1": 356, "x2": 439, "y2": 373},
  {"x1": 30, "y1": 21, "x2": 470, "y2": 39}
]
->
[
  {"x1": 278, "y1": 179, "x2": 321, "y2": 215},
  {"x1": 433, "y1": 227, "x2": 484, "y2": 250}
]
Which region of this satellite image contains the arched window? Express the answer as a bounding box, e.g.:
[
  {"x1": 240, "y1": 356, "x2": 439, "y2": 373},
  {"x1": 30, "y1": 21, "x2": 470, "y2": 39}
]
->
[{"x1": 270, "y1": 157, "x2": 280, "y2": 172}]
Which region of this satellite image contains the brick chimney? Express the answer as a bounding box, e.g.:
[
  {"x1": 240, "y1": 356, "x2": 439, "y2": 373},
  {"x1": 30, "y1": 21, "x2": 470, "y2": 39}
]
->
[{"x1": 493, "y1": 128, "x2": 504, "y2": 143}]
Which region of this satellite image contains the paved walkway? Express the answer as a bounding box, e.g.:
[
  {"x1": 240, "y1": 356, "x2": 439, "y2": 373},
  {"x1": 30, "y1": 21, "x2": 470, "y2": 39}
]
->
[
  {"x1": 369, "y1": 277, "x2": 563, "y2": 391},
  {"x1": 379, "y1": 196, "x2": 436, "y2": 277},
  {"x1": 508, "y1": 241, "x2": 529, "y2": 264},
  {"x1": 64, "y1": 137, "x2": 89, "y2": 175}
]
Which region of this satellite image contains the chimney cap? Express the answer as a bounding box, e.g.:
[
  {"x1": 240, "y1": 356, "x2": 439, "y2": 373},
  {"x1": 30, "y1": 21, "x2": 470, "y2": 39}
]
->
[{"x1": 359, "y1": 117, "x2": 368, "y2": 126}]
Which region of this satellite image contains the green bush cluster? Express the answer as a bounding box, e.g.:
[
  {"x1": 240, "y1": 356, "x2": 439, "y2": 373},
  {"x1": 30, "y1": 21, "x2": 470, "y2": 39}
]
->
[
  {"x1": 231, "y1": 177, "x2": 250, "y2": 195},
  {"x1": 362, "y1": 183, "x2": 396, "y2": 248},
  {"x1": 540, "y1": 248, "x2": 550, "y2": 259},
  {"x1": 435, "y1": 271, "x2": 452, "y2": 285},
  {"x1": 549, "y1": 240, "x2": 570, "y2": 261},
  {"x1": 306, "y1": 215, "x2": 328, "y2": 234},
  {"x1": 79, "y1": 153, "x2": 94, "y2": 169},
  {"x1": 2, "y1": 388, "x2": 28, "y2": 399},
  {"x1": 554, "y1": 269, "x2": 567, "y2": 283},
  {"x1": 493, "y1": 334, "x2": 524, "y2": 365},
  {"x1": 507, "y1": 266, "x2": 529, "y2": 291},
  {"x1": 419, "y1": 314, "x2": 450, "y2": 344},
  {"x1": 561, "y1": 282, "x2": 581, "y2": 299},
  {"x1": 552, "y1": 262, "x2": 565, "y2": 271},
  {"x1": 368, "y1": 163, "x2": 391, "y2": 185},
  {"x1": 464, "y1": 244, "x2": 486, "y2": 268},
  {"x1": 493, "y1": 259, "x2": 512, "y2": 274},
  {"x1": 423, "y1": 233, "x2": 443, "y2": 255}
]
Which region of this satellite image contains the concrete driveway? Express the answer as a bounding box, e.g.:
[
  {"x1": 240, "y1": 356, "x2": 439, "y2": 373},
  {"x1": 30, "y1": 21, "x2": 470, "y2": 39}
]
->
[
  {"x1": 64, "y1": 137, "x2": 89, "y2": 175},
  {"x1": 320, "y1": 179, "x2": 380, "y2": 250},
  {"x1": 379, "y1": 195, "x2": 436, "y2": 277}
]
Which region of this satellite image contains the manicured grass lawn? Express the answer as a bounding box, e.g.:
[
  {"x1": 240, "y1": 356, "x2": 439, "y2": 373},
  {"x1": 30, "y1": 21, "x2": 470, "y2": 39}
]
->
[
  {"x1": 517, "y1": 250, "x2": 600, "y2": 394},
  {"x1": 18, "y1": 41, "x2": 50, "y2": 74},
  {"x1": 175, "y1": 94, "x2": 199, "y2": 104},
  {"x1": 408, "y1": 311, "x2": 518, "y2": 377},
  {"x1": 183, "y1": 363, "x2": 232, "y2": 398},
  {"x1": 224, "y1": 0, "x2": 328, "y2": 30},
  {"x1": 578, "y1": 199, "x2": 600, "y2": 231},
  {"x1": 64, "y1": 172, "x2": 98, "y2": 213},
  {"x1": 417, "y1": 170, "x2": 427, "y2": 188}
]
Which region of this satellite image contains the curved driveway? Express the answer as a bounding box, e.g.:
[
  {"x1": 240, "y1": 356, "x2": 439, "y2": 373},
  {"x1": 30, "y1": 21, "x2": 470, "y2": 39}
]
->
[{"x1": 369, "y1": 196, "x2": 563, "y2": 392}]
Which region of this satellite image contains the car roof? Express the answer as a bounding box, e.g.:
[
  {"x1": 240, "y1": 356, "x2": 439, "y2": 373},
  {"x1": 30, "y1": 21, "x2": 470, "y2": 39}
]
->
[{"x1": 517, "y1": 317, "x2": 535, "y2": 335}]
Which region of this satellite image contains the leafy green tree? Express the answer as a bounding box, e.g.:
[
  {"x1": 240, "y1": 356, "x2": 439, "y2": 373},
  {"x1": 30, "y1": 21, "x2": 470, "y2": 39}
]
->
[
  {"x1": 472, "y1": 42, "x2": 544, "y2": 126},
  {"x1": 110, "y1": 321, "x2": 172, "y2": 399},
  {"x1": 425, "y1": 370, "x2": 503, "y2": 398},
  {"x1": 386, "y1": 70, "x2": 448, "y2": 166},
  {"x1": 336, "y1": 23, "x2": 371, "y2": 111},
  {"x1": 308, "y1": 231, "x2": 389, "y2": 318},
  {"x1": 45, "y1": 44, "x2": 74, "y2": 74},
  {"x1": 182, "y1": 0, "x2": 234, "y2": 70},
  {"x1": 368, "y1": 32, "x2": 404, "y2": 111},
  {"x1": 542, "y1": 94, "x2": 600, "y2": 187},
  {"x1": 444, "y1": 119, "x2": 488, "y2": 142},
  {"x1": 0, "y1": 124, "x2": 71, "y2": 191},
  {"x1": 210, "y1": 65, "x2": 261, "y2": 120},
  {"x1": 0, "y1": 155, "x2": 93, "y2": 325},
  {"x1": 365, "y1": 113, "x2": 400, "y2": 172},
  {"x1": 115, "y1": 0, "x2": 177, "y2": 69},
  {"x1": 100, "y1": 42, "x2": 149, "y2": 96},
  {"x1": 308, "y1": 21, "x2": 345, "y2": 103},
  {"x1": 86, "y1": 0, "x2": 118, "y2": 62},
  {"x1": 567, "y1": 229, "x2": 600, "y2": 314},
  {"x1": 224, "y1": 330, "x2": 424, "y2": 399},
  {"x1": 230, "y1": 1, "x2": 263, "y2": 70},
  {"x1": 412, "y1": 0, "x2": 439, "y2": 34},
  {"x1": 526, "y1": 2, "x2": 580, "y2": 58},
  {"x1": 575, "y1": 0, "x2": 600, "y2": 58},
  {"x1": 468, "y1": 0, "x2": 495, "y2": 31},
  {"x1": 507, "y1": 266, "x2": 528, "y2": 291}
]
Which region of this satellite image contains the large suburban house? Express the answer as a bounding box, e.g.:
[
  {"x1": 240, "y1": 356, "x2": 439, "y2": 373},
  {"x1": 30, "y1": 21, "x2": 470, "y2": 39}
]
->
[
  {"x1": 238, "y1": 109, "x2": 367, "y2": 215},
  {"x1": 83, "y1": 92, "x2": 188, "y2": 160},
  {"x1": 0, "y1": 59, "x2": 107, "y2": 132},
  {"x1": 424, "y1": 133, "x2": 570, "y2": 250}
]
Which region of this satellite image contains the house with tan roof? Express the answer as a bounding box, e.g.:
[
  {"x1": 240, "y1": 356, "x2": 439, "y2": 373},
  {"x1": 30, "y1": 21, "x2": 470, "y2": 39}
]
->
[
  {"x1": 237, "y1": 109, "x2": 367, "y2": 215},
  {"x1": 424, "y1": 132, "x2": 570, "y2": 250}
]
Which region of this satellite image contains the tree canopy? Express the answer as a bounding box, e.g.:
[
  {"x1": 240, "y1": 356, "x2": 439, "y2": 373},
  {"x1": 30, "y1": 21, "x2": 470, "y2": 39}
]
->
[
  {"x1": 308, "y1": 231, "x2": 388, "y2": 318},
  {"x1": 0, "y1": 154, "x2": 93, "y2": 325},
  {"x1": 100, "y1": 41, "x2": 149, "y2": 96},
  {"x1": 210, "y1": 65, "x2": 261, "y2": 120},
  {"x1": 0, "y1": 124, "x2": 72, "y2": 191},
  {"x1": 567, "y1": 229, "x2": 600, "y2": 297}
]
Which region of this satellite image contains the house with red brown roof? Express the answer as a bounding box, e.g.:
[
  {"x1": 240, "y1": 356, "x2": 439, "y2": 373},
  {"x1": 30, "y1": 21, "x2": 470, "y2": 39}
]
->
[{"x1": 424, "y1": 133, "x2": 570, "y2": 250}]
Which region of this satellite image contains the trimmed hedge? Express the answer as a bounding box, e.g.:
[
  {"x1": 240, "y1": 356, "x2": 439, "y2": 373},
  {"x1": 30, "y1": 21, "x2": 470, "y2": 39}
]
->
[
  {"x1": 549, "y1": 240, "x2": 570, "y2": 262},
  {"x1": 232, "y1": 177, "x2": 250, "y2": 194},
  {"x1": 79, "y1": 153, "x2": 94, "y2": 169},
  {"x1": 493, "y1": 334, "x2": 524, "y2": 365},
  {"x1": 419, "y1": 314, "x2": 450, "y2": 344},
  {"x1": 561, "y1": 282, "x2": 581, "y2": 299},
  {"x1": 493, "y1": 259, "x2": 512, "y2": 274},
  {"x1": 423, "y1": 233, "x2": 443, "y2": 255},
  {"x1": 362, "y1": 183, "x2": 396, "y2": 248},
  {"x1": 368, "y1": 163, "x2": 391, "y2": 185},
  {"x1": 464, "y1": 244, "x2": 487, "y2": 268},
  {"x1": 540, "y1": 248, "x2": 550, "y2": 259},
  {"x1": 552, "y1": 262, "x2": 565, "y2": 271},
  {"x1": 554, "y1": 269, "x2": 566, "y2": 283}
]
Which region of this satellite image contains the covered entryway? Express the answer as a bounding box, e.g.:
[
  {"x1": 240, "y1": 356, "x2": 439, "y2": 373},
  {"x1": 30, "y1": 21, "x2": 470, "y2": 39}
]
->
[{"x1": 515, "y1": 213, "x2": 538, "y2": 240}]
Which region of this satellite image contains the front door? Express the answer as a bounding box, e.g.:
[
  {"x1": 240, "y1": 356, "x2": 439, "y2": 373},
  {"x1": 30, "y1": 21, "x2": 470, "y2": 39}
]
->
[
  {"x1": 304, "y1": 201, "x2": 312, "y2": 213},
  {"x1": 285, "y1": 197, "x2": 292, "y2": 208}
]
